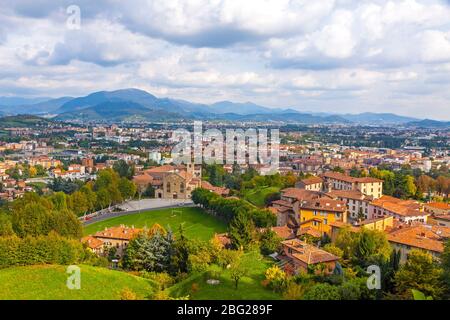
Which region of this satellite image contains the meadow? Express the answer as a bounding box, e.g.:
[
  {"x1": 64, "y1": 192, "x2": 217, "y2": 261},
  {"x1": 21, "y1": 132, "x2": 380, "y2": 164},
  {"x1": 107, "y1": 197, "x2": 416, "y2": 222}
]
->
[
  {"x1": 83, "y1": 207, "x2": 227, "y2": 241},
  {"x1": 0, "y1": 265, "x2": 157, "y2": 300}
]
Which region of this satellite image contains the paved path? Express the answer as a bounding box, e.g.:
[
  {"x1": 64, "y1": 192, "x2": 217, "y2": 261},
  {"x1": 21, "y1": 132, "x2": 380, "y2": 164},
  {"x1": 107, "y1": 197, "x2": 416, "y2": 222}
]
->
[{"x1": 82, "y1": 199, "x2": 194, "y2": 226}]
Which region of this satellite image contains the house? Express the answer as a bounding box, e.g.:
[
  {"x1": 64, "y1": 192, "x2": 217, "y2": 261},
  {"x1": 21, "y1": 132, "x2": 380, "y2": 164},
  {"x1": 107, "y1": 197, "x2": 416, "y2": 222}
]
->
[
  {"x1": 321, "y1": 171, "x2": 383, "y2": 199},
  {"x1": 369, "y1": 195, "x2": 429, "y2": 224},
  {"x1": 280, "y1": 238, "x2": 339, "y2": 275},
  {"x1": 295, "y1": 176, "x2": 323, "y2": 191},
  {"x1": 296, "y1": 198, "x2": 347, "y2": 238},
  {"x1": 424, "y1": 202, "x2": 450, "y2": 216},
  {"x1": 329, "y1": 216, "x2": 394, "y2": 242},
  {"x1": 326, "y1": 189, "x2": 373, "y2": 221},
  {"x1": 81, "y1": 236, "x2": 104, "y2": 255},
  {"x1": 89, "y1": 225, "x2": 142, "y2": 256},
  {"x1": 387, "y1": 224, "x2": 450, "y2": 262},
  {"x1": 201, "y1": 180, "x2": 230, "y2": 196},
  {"x1": 269, "y1": 188, "x2": 322, "y2": 228}
]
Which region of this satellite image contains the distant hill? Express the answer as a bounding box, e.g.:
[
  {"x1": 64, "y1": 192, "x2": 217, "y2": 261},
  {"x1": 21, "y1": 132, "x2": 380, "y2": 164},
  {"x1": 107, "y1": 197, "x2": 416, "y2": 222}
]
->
[
  {"x1": 0, "y1": 96, "x2": 50, "y2": 106},
  {"x1": 340, "y1": 112, "x2": 418, "y2": 124},
  {"x1": 0, "y1": 88, "x2": 435, "y2": 125},
  {"x1": 406, "y1": 119, "x2": 450, "y2": 128},
  {"x1": 0, "y1": 115, "x2": 54, "y2": 128},
  {"x1": 216, "y1": 112, "x2": 349, "y2": 124},
  {"x1": 209, "y1": 101, "x2": 276, "y2": 115},
  {"x1": 56, "y1": 101, "x2": 183, "y2": 122}
]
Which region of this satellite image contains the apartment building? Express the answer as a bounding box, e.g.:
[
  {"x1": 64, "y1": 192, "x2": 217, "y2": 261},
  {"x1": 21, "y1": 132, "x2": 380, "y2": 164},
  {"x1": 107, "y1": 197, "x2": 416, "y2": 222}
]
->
[{"x1": 322, "y1": 171, "x2": 383, "y2": 199}]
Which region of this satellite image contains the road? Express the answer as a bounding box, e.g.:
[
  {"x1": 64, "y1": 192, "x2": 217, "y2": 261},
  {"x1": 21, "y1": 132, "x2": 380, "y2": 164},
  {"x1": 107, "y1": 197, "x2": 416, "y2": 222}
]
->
[{"x1": 81, "y1": 198, "x2": 194, "y2": 226}]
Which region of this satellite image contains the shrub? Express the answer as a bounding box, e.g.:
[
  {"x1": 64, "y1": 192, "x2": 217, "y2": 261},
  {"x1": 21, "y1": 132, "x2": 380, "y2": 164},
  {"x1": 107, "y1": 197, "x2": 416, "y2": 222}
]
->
[
  {"x1": 120, "y1": 288, "x2": 138, "y2": 300},
  {"x1": 0, "y1": 232, "x2": 87, "y2": 268},
  {"x1": 303, "y1": 283, "x2": 340, "y2": 300}
]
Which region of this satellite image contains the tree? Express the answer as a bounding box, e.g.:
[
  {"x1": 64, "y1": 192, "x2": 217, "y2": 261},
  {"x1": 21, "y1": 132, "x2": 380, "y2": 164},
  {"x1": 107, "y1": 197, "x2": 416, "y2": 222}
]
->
[
  {"x1": 334, "y1": 227, "x2": 357, "y2": 260},
  {"x1": 353, "y1": 229, "x2": 392, "y2": 266},
  {"x1": 338, "y1": 279, "x2": 361, "y2": 300},
  {"x1": 228, "y1": 211, "x2": 255, "y2": 251},
  {"x1": 403, "y1": 175, "x2": 417, "y2": 198},
  {"x1": 118, "y1": 177, "x2": 137, "y2": 200},
  {"x1": 170, "y1": 225, "x2": 190, "y2": 274},
  {"x1": 229, "y1": 257, "x2": 247, "y2": 290},
  {"x1": 303, "y1": 283, "x2": 340, "y2": 300},
  {"x1": 123, "y1": 230, "x2": 174, "y2": 272},
  {"x1": 264, "y1": 266, "x2": 287, "y2": 292},
  {"x1": 394, "y1": 249, "x2": 444, "y2": 299},
  {"x1": 323, "y1": 244, "x2": 343, "y2": 258},
  {"x1": 0, "y1": 214, "x2": 14, "y2": 236},
  {"x1": 113, "y1": 160, "x2": 135, "y2": 179},
  {"x1": 441, "y1": 239, "x2": 450, "y2": 298},
  {"x1": 69, "y1": 191, "x2": 89, "y2": 216},
  {"x1": 259, "y1": 229, "x2": 282, "y2": 255}
]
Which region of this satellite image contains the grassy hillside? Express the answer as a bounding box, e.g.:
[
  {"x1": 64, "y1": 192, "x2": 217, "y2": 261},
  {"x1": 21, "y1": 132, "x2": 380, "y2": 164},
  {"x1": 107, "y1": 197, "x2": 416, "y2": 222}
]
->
[
  {"x1": 0, "y1": 115, "x2": 54, "y2": 128},
  {"x1": 168, "y1": 251, "x2": 281, "y2": 300},
  {"x1": 243, "y1": 186, "x2": 280, "y2": 207},
  {"x1": 83, "y1": 207, "x2": 227, "y2": 241},
  {"x1": 0, "y1": 265, "x2": 157, "y2": 300}
]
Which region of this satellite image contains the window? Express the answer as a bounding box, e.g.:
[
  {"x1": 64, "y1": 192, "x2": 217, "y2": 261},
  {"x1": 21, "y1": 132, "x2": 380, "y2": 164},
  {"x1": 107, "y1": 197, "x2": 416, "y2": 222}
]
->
[
  {"x1": 166, "y1": 182, "x2": 171, "y2": 193},
  {"x1": 323, "y1": 219, "x2": 328, "y2": 225},
  {"x1": 180, "y1": 182, "x2": 185, "y2": 193}
]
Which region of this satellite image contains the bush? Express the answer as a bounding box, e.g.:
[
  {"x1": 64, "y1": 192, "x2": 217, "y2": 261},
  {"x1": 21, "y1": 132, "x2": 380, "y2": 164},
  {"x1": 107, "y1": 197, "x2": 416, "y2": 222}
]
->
[
  {"x1": 120, "y1": 288, "x2": 138, "y2": 300},
  {"x1": 0, "y1": 232, "x2": 87, "y2": 268},
  {"x1": 283, "y1": 282, "x2": 305, "y2": 300},
  {"x1": 303, "y1": 283, "x2": 340, "y2": 300},
  {"x1": 264, "y1": 266, "x2": 287, "y2": 292}
]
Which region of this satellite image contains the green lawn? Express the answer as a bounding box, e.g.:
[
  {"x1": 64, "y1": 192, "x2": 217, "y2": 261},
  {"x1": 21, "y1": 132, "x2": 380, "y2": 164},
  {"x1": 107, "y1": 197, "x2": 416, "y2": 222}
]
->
[
  {"x1": 168, "y1": 251, "x2": 281, "y2": 300},
  {"x1": 84, "y1": 207, "x2": 227, "y2": 241},
  {"x1": 244, "y1": 186, "x2": 281, "y2": 207},
  {"x1": 0, "y1": 265, "x2": 157, "y2": 300}
]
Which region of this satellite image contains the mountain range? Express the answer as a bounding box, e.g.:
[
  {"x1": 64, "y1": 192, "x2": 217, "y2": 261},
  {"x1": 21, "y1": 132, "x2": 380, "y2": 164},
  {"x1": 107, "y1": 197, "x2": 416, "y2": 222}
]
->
[{"x1": 0, "y1": 88, "x2": 447, "y2": 127}]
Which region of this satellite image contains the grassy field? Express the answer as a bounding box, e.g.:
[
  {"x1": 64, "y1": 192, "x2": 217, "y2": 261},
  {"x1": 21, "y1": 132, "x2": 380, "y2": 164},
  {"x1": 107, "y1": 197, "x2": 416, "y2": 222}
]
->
[
  {"x1": 168, "y1": 251, "x2": 281, "y2": 300},
  {"x1": 84, "y1": 207, "x2": 227, "y2": 241},
  {"x1": 244, "y1": 186, "x2": 281, "y2": 207},
  {"x1": 0, "y1": 265, "x2": 157, "y2": 300}
]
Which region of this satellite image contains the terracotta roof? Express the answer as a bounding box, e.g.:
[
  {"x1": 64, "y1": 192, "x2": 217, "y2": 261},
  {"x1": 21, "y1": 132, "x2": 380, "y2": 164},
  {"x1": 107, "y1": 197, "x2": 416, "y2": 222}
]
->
[
  {"x1": 387, "y1": 225, "x2": 450, "y2": 253},
  {"x1": 214, "y1": 233, "x2": 231, "y2": 247},
  {"x1": 282, "y1": 239, "x2": 339, "y2": 264},
  {"x1": 327, "y1": 189, "x2": 373, "y2": 201},
  {"x1": 145, "y1": 165, "x2": 175, "y2": 173},
  {"x1": 81, "y1": 236, "x2": 103, "y2": 249},
  {"x1": 299, "y1": 176, "x2": 323, "y2": 185},
  {"x1": 299, "y1": 198, "x2": 347, "y2": 213},
  {"x1": 322, "y1": 171, "x2": 383, "y2": 184},
  {"x1": 281, "y1": 188, "x2": 321, "y2": 201},
  {"x1": 133, "y1": 174, "x2": 154, "y2": 185},
  {"x1": 297, "y1": 227, "x2": 322, "y2": 238},
  {"x1": 270, "y1": 226, "x2": 295, "y2": 239},
  {"x1": 201, "y1": 181, "x2": 230, "y2": 196},
  {"x1": 93, "y1": 226, "x2": 142, "y2": 241},
  {"x1": 426, "y1": 202, "x2": 450, "y2": 210},
  {"x1": 371, "y1": 196, "x2": 427, "y2": 217}
]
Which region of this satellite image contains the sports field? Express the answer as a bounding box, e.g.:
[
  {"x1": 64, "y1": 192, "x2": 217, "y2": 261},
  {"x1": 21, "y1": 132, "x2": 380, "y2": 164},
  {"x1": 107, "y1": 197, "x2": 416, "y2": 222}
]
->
[{"x1": 83, "y1": 207, "x2": 227, "y2": 241}]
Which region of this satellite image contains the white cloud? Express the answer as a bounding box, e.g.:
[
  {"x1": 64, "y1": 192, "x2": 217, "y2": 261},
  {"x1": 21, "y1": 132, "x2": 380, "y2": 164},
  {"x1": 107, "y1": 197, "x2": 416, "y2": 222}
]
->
[{"x1": 1, "y1": 0, "x2": 450, "y2": 119}]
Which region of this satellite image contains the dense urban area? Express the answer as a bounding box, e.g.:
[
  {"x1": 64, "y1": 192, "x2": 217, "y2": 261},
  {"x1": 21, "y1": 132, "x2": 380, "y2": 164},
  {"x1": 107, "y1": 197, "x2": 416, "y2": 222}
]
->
[{"x1": 0, "y1": 114, "x2": 449, "y2": 300}]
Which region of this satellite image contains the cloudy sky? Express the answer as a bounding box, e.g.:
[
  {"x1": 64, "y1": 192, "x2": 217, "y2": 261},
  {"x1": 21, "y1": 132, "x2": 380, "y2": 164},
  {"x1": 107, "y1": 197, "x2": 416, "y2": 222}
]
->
[{"x1": 1, "y1": 0, "x2": 450, "y2": 119}]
